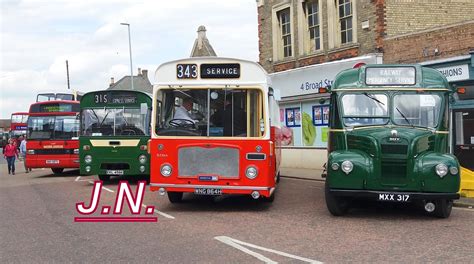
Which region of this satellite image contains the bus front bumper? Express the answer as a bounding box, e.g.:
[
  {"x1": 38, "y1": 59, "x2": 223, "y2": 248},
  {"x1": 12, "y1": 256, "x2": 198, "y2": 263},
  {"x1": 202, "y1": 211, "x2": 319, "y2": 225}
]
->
[
  {"x1": 150, "y1": 183, "x2": 275, "y2": 198},
  {"x1": 329, "y1": 189, "x2": 460, "y2": 201}
]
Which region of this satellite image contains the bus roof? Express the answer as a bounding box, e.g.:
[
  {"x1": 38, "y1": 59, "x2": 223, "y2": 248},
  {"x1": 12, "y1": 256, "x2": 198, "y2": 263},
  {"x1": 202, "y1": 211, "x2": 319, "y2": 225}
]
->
[
  {"x1": 330, "y1": 64, "x2": 453, "y2": 92},
  {"x1": 154, "y1": 57, "x2": 270, "y2": 88},
  {"x1": 11, "y1": 112, "x2": 29, "y2": 115}
]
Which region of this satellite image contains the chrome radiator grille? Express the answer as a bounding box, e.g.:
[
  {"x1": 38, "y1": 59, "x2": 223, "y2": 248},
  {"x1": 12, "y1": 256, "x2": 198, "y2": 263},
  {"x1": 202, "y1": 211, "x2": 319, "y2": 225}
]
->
[{"x1": 178, "y1": 147, "x2": 239, "y2": 177}]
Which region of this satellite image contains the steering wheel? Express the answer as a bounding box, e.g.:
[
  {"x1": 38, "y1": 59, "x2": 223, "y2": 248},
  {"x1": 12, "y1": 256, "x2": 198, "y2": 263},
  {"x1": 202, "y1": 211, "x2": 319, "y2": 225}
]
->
[
  {"x1": 169, "y1": 119, "x2": 195, "y2": 128},
  {"x1": 121, "y1": 129, "x2": 136, "y2": 135}
]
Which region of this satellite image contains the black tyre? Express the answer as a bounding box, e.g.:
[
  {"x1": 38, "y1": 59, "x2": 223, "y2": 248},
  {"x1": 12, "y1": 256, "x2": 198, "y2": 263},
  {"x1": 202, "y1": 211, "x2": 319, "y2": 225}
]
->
[
  {"x1": 325, "y1": 181, "x2": 349, "y2": 216},
  {"x1": 51, "y1": 168, "x2": 64, "y2": 174},
  {"x1": 98, "y1": 175, "x2": 111, "y2": 182},
  {"x1": 167, "y1": 192, "x2": 184, "y2": 203},
  {"x1": 433, "y1": 199, "x2": 453, "y2": 218}
]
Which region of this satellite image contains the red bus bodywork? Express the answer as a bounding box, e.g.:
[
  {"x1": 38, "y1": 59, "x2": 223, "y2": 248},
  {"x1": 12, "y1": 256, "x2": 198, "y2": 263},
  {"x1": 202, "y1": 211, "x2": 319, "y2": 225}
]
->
[
  {"x1": 149, "y1": 133, "x2": 282, "y2": 198},
  {"x1": 26, "y1": 100, "x2": 80, "y2": 172}
]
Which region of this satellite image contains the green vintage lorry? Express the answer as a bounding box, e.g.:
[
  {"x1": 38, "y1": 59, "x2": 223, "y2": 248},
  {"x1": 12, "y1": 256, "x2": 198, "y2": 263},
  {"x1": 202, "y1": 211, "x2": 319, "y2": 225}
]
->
[{"x1": 325, "y1": 64, "x2": 460, "y2": 218}]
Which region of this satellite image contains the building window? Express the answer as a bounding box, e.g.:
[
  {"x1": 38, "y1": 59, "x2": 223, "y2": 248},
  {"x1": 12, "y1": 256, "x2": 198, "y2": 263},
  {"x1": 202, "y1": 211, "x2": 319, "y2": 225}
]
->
[
  {"x1": 338, "y1": 0, "x2": 353, "y2": 44},
  {"x1": 306, "y1": 1, "x2": 321, "y2": 51},
  {"x1": 278, "y1": 8, "x2": 292, "y2": 58}
]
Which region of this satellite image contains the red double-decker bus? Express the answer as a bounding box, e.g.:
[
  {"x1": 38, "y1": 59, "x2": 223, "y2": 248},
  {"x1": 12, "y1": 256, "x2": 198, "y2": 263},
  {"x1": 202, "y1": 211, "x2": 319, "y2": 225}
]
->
[
  {"x1": 10, "y1": 112, "x2": 29, "y2": 138},
  {"x1": 149, "y1": 57, "x2": 282, "y2": 203},
  {"x1": 26, "y1": 100, "x2": 80, "y2": 174}
]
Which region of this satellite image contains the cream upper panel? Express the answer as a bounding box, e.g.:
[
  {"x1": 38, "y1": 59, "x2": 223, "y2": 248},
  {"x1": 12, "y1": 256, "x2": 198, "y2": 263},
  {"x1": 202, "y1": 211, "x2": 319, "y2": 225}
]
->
[{"x1": 153, "y1": 57, "x2": 271, "y2": 90}]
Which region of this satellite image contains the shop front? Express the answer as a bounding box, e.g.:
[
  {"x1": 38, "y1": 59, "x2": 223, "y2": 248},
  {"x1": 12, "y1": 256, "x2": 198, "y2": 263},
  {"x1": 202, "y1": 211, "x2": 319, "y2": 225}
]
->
[
  {"x1": 270, "y1": 54, "x2": 383, "y2": 174},
  {"x1": 422, "y1": 51, "x2": 474, "y2": 197}
]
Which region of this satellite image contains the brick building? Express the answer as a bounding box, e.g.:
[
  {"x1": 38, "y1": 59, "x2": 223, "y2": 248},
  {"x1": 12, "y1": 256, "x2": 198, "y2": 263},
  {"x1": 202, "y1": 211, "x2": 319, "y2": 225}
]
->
[{"x1": 257, "y1": 0, "x2": 474, "y2": 172}]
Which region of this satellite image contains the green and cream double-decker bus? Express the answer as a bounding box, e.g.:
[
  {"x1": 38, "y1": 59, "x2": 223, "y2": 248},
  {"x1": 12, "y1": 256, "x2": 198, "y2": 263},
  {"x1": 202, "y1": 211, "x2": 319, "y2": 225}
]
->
[
  {"x1": 79, "y1": 90, "x2": 152, "y2": 181},
  {"x1": 325, "y1": 64, "x2": 460, "y2": 218}
]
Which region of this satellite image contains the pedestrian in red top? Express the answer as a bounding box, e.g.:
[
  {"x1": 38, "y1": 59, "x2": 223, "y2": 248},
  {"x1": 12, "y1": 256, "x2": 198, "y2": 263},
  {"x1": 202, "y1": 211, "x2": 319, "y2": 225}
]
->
[{"x1": 4, "y1": 138, "x2": 19, "y2": 175}]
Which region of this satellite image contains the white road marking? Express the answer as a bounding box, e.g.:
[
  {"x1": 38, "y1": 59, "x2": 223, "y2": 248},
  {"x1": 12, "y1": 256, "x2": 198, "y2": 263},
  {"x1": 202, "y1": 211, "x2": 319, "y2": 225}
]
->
[
  {"x1": 215, "y1": 236, "x2": 276, "y2": 263},
  {"x1": 75, "y1": 176, "x2": 81, "y2": 182},
  {"x1": 87, "y1": 180, "x2": 114, "y2": 193},
  {"x1": 453, "y1": 207, "x2": 474, "y2": 212},
  {"x1": 141, "y1": 204, "x2": 175, "y2": 219},
  {"x1": 215, "y1": 236, "x2": 321, "y2": 263}
]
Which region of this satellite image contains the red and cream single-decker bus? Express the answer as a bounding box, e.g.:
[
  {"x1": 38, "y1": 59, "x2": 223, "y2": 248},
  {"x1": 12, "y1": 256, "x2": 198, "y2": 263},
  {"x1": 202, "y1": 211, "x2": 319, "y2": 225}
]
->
[
  {"x1": 149, "y1": 57, "x2": 282, "y2": 203},
  {"x1": 26, "y1": 99, "x2": 80, "y2": 174}
]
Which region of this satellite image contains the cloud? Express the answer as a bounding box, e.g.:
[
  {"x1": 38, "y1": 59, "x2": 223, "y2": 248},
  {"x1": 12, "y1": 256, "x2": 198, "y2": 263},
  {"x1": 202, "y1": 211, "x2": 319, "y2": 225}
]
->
[{"x1": 0, "y1": 0, "x2": 258, "y2": 119}]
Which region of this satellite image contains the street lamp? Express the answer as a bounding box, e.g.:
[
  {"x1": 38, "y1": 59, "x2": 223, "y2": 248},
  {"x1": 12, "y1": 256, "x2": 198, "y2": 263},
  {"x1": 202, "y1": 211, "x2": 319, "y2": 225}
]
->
[{"x1": 120, "y1": 22, "x2": 134, "y2": 90}]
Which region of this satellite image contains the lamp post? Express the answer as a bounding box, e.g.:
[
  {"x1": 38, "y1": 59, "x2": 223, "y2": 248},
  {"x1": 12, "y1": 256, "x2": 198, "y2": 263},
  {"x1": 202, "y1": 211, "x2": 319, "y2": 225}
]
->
[{"x1": 120, "y1": 23, "x2": 134, "y2": 90}]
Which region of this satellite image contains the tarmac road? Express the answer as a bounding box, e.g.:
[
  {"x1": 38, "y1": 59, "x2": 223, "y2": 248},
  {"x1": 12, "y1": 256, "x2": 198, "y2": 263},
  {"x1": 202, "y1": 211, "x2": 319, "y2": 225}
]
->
[{"x1": 1, "y1": 163, "x2": 473, "y2": 263}]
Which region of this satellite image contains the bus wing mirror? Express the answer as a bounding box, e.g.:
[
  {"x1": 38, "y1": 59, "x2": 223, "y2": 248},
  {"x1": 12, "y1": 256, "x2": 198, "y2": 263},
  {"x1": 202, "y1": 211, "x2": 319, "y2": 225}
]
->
[{"x1": 269, "y1": 87, "x2": 281, "y2": 101}]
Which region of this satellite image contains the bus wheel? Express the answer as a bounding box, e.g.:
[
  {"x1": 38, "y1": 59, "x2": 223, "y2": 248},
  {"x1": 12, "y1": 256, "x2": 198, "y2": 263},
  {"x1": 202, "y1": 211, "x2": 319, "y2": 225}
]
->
[
  {"x1": 433, "y1": 199, "x2": 453, "y2": 218},
  {"x1": 51, "y1": 168, "x2": 64, "y2": 174},
  {"x1": 98, "y1": 175, "x2": 110, "y2": 182},
  {"x1": 167, "y1": 192, "x2": 183, "y2": 203},
  {"x1": 325, "y1": 181, "x2": 349, "y2": 216}
]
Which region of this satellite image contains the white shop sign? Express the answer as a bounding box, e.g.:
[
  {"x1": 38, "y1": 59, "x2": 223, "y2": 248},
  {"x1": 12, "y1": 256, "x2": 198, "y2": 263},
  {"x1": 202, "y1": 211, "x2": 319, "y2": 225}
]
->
[
  {"x1": 270, "y1": 54, "x2": 381, "y2": 98},
  {"x1": 435, "y1": 64, "x2": 470, "y2": 82}
]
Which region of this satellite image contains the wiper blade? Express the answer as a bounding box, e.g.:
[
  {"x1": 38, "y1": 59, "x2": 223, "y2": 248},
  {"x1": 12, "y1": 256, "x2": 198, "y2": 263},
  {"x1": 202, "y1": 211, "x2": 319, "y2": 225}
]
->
[
  {"x1": 363, "y1": 93, "x2": 385, "y2": 105},
  {"x1": 396, "y1": 107, "x2": 413, "y2": 127}
]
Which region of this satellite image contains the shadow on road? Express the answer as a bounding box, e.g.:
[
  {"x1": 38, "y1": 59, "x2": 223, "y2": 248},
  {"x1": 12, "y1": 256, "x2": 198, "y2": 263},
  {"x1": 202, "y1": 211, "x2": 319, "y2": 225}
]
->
[{"x1": 34, "y1": 169, "x2": 81, "y2": 179}]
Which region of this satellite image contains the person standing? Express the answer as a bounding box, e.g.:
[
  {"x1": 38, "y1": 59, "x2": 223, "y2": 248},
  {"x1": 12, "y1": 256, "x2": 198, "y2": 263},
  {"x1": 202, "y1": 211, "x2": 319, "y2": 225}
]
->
[
  {"x1": 19, "y1": 136, "x2": 31, "y2": 173},
  {"x1": 4, "y1": 138, "x2": 19, "y2": 175}
]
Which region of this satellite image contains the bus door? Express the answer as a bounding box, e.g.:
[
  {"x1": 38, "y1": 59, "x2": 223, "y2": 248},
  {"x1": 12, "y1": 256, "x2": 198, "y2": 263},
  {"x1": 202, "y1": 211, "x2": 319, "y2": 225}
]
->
[{"x1": 453, "y1": 108, "x2": 474, "y2": 170}]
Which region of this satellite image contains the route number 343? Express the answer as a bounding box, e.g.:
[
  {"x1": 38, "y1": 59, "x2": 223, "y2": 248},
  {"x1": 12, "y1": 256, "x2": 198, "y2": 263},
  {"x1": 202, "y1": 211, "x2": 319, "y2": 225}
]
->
[{"x1": 177, "y1": 64, "x2": 198, "y2": 79}]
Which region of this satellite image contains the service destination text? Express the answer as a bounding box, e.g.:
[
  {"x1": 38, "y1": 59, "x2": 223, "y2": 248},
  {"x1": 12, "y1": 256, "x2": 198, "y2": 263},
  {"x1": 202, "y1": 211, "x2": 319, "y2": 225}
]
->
[{"x1": 200, "y1": 63, "x2": 240, "y2": 79}]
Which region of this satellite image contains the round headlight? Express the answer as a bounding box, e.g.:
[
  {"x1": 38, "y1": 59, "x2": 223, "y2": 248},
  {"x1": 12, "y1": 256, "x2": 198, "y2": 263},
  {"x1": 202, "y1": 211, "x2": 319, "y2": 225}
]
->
[
  {"x1": 449, "y1": 166, "x2": 458, "y2": 175},
  {"x1": 341, "y1": 161, "x2": 353, "y2": 174},
  {"x1": 160, "y1": 164, "x2": 172, "y2": 177},
  {"x1": 139, "y1": 165, "x2": 146, "y2": 173},
  {"x1": 73, "y1": 148, "x2": 79, "y2": 154},
  {"x1": 245, "y1": 166, "x2": 258, "y2": 179},
  {"x1": 85, "y1": 166, "x2": 91, "y2": 173},
  {"x1": 435, "y1": 164, "x2": 448, "y2": 178},
  {"x1": 84, "y1": 155, "x2": 92, "y2": 164},
  {"x1": 331, "y1": 163, "x2": 339, "y2": 171},
  {"x1": 138, "y1": 155, "x2": 147, "y2": 164}
]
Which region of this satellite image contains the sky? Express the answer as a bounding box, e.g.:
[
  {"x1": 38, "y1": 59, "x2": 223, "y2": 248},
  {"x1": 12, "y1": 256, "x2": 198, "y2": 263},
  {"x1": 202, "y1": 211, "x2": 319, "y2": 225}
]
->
[{"x1": 0, "y1": 0, "x2": 259, "y2": 119}]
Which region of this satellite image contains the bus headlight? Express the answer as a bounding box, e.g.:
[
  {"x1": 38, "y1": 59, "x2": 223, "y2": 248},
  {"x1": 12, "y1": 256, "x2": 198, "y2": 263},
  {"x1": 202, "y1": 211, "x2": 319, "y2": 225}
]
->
[
  {"x1": 331, "y1": 163, "x2": 339, "y2": 171},
  {"x1": 341, "y1": 161, "x2": 353, "y2": 175},
  {"x1": 73, "y1": 149, "x2": 79, "y2": 154},
  {"x1": 84, "y1": 155, "x2": 92, "y2": 164},
  {"x1": 449, "y1": 166, "x2": 458, "y2": 175},
  {"x1": 85, "y1": 166, "x2": 91, "y2": 173},
  {"x1": 160, "y1": 164, "x2": 172, "y2": 177},
  {"x1": 83, "y1": 145, "x2": 90, "y2": 151},
  {"x1": 436, "y1": 164, "x2": 448, "y2": 178},
  {"x1": 27, "y1": 149, "x2": 35, "y2": 154},
  {"x1": 138, "y1": 155, "x2": 147, "y2": 164},
  {"x1": 245, "y1": 166, "x2": 258, "y2": 179},
  {"x1": 139, "y1": 166, "x2": 146, "y2": 173}
]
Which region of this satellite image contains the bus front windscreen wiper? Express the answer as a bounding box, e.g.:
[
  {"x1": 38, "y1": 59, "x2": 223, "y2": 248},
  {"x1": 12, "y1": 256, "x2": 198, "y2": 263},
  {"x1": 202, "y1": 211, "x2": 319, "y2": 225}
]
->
[
  {"x1": 363, "y1": 92, "x2": 385, "y2": 106},
  {"x1": 396, "y1": 107, "x2": 413, "y2": 127}
]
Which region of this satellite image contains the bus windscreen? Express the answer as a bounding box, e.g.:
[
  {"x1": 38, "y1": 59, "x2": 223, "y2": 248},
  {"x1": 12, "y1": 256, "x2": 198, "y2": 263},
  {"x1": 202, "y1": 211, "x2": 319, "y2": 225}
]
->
[
  {"x1": 28, "y1": 115, "x2": 79, "y2": 140},
  {"x1": 81, "y1": 108, "x2": 150, "y2": 136}
]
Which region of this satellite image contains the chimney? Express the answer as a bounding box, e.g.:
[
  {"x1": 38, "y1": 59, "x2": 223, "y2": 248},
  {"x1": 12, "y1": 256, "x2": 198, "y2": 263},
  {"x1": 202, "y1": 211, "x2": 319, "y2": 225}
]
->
[
  {"x1": 142, "y1": 69, "x2": 148, "y2": 80},
  {"x1": 197, "y1": 25, "x2": 206, "y2": 49},
  {"x1": 138, "y1": 67, "x2": 142, "y2": 76},
  {"x1": 110, "y1": 77, "x2": 115, "y2": 87}
]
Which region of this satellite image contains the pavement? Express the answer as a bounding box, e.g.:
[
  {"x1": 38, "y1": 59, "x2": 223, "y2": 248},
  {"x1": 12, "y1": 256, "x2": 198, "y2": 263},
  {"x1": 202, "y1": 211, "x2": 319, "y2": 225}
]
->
[{"x1": 1, "y1": 162, "x2": 473, "y2": 262}]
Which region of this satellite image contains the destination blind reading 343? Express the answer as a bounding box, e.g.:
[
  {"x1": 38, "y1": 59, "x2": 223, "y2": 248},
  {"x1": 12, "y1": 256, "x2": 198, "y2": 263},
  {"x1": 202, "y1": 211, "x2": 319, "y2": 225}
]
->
[{"x1": 177, "y1": 63, "x2": 240, "y2": 79}]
